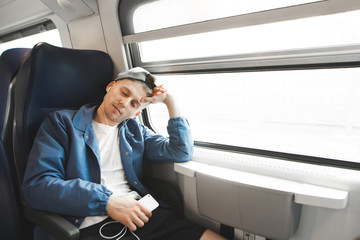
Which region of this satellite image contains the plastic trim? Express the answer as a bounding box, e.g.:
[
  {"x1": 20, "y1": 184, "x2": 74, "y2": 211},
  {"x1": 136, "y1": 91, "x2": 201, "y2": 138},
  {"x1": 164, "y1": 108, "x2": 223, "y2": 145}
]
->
[{"x1": 175, "y1": 161, "x2": 348, "y2": 209}]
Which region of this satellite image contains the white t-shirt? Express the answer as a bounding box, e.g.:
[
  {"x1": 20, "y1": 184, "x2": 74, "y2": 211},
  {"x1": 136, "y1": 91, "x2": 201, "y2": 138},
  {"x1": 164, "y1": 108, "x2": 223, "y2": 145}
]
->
[{"x1": 79, "y1": 120, "x2": 140, "y2": 229}]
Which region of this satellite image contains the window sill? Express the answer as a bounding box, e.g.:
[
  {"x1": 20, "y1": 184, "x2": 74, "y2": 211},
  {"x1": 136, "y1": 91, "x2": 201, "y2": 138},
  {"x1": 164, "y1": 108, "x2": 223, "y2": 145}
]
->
[{"x1": 174, "y1": 161, "x2": 348, "y2": 209}]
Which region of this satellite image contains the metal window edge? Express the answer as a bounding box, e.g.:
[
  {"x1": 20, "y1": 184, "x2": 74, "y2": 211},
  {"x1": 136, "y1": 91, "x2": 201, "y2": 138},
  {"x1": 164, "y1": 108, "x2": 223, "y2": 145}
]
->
[
  {"x1": 122, "y1": 0, "x2": 360, "y2": 44},
  {"x1": 136, "y1": 46, "x2": 360, "y2": 73}
]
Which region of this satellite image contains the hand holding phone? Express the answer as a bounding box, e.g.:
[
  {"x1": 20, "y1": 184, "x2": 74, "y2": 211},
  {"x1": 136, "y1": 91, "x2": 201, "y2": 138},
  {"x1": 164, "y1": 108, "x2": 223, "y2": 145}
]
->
[{"x1": 138, "y1": 194, "x2": 159, "y2": 211}]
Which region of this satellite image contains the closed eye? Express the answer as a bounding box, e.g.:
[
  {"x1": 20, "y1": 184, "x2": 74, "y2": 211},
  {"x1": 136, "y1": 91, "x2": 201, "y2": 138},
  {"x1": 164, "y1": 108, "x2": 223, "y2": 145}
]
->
[{"x1": 122, "y1": 90, "x2": 129, "y2": 97}]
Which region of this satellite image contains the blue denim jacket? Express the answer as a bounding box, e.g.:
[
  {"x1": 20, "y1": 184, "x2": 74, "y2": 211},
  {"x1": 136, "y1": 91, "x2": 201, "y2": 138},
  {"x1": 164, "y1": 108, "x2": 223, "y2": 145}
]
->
[{"x1": 22, "y1": 103, "x2": 193, "y2": 239}]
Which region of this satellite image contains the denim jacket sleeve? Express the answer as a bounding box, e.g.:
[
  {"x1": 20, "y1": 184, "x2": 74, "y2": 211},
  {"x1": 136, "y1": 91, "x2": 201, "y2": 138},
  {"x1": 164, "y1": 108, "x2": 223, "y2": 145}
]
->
[
  {"x1": 22, "y1": 111, "x2": 112, "y2": 218},
  {"x1": 142, "y1": 117, "x2": 194, "y2": 162}
]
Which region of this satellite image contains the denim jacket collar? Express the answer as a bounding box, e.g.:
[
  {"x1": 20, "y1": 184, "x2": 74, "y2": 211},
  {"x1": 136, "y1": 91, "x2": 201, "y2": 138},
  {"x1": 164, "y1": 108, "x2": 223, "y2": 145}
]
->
[{"x1": 72, "y1": 103, "x2": 98, "y2": 133}]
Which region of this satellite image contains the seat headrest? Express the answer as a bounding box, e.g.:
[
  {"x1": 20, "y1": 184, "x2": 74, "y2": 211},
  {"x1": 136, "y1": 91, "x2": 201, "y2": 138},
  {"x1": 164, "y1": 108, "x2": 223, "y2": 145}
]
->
[
  {"x1": 17, "y1": 42, "x2": 113, "y2": 110},
  {"x1": 0, "y1": 48, "x2": 30, "y2": 80},
  {"x1": 14, "y1": 42, "x2": 114, "y2": 164}
]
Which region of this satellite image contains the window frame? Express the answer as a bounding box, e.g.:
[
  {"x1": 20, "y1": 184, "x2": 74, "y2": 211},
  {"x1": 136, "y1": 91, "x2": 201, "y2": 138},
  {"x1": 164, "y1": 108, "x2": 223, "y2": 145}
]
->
[
  {"x1": 121, "y1": 0, "x2": 360, "y2": 39},
  {"x1": 0, "y1": 20, "x2": 56, "y2": 43},
  {"x1": 143, "y1": 67, "x2": 360, "y2": 171},
  {"x1": 120, "y1": 0, "x2": 360, "y2": 170},
  {"x1": 123, "y1": 0, "x2": 360, "y2": 73},
  {"x1": 128, "y1": 44, "x2": 360, "y2": 74}
]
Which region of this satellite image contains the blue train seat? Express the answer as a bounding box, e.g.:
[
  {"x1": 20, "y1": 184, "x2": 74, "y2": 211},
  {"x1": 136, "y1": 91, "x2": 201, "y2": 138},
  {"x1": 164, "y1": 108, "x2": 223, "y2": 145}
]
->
[
  {"x1": 10, "y1": 42, "x2": 114, "y2": 240},
  {"x1": 0, "y1": 48, "x2": 30, "y2": 138},
  {"x1": 8, "y1": 42, "x2": 183, "y2": 240},
  {"x1": 0, "y1": 138, "x2": 22, "y2": 240},
  {"x1": 0, "y1": 48, "x2": 31, "y2": 240}
]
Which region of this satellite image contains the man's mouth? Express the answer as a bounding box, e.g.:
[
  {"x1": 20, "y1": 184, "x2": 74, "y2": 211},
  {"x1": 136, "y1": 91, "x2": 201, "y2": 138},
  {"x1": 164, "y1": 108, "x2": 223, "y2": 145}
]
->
[{"x1": 113, "y1": 104, "x2": 122, "y2": 115}]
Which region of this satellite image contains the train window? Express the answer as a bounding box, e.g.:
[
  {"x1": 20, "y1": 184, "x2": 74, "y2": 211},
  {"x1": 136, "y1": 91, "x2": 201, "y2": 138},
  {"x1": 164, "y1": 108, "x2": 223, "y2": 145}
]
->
[
  {"x1": 120, "y1": 0, "x2": 360, "y2": 168},
  {"x1": 130, "y1": 0, "x2": 320, "y2": 33},
  {"x1": 138, "y1": 10, "x2": 360, "y2": 63},
  {"x1": 0, "y1": 21, "x2": 61, "y2": 55},
  {"x1": 148, "y1": 68, "x2": 360, "y2": 164}
]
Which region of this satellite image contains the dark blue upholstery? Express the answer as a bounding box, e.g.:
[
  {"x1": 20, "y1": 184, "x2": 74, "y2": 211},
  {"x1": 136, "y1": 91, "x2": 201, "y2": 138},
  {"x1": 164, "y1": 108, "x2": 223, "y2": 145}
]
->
[
  {"x1": 11, "y1": 42, "x2": 114, "y2": 240},
  {"x1": 9, "y1": 42, "x2": 183, "y2": 240},
  {"x1": 0, "y1": 48, "x2": 30, "y2": 137},
  {"x1": 0, "y1": 138, "x2": 21, "y2": 240},
  {"x1": 12, "y1": 42, "x2": 113, "y2": 185},
  {"x1": 0, "y1": 48, "x2": 31, "y2": 240}
]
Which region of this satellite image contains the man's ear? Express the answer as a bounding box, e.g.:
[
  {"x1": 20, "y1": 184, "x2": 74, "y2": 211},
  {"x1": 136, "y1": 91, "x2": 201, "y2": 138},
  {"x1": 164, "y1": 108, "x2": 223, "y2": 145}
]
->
[
  {"x1": 106, "y1": 81, "x2": 116, "y2": 92},
  {"x1": 134, "y1": 111, "x2": 142, "y2": 118}
]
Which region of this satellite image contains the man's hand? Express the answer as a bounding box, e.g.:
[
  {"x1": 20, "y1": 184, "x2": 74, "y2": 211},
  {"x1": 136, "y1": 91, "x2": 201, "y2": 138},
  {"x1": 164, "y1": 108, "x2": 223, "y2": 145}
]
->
[
  {"x1": 107, "y1": 195, "x2": 152, "y2": 231},
  {"x1": 141, "y1": 85, "x2": 181, "y2": 118},
  {"x1": 141, "y1": 84, "x2": 168, "y2": 104}
]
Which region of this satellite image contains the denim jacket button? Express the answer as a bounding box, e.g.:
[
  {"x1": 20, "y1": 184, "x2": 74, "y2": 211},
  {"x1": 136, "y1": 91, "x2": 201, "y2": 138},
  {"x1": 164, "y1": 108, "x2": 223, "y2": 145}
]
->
[{"x1": 125, "y1": 152, "x2": 129, "y2": 155}]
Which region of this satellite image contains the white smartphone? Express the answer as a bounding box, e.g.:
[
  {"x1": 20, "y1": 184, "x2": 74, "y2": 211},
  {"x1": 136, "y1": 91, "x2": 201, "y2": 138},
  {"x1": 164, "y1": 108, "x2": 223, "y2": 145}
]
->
[{"x1": 138, "y1": 194, "x2": 159, "y2": 211}]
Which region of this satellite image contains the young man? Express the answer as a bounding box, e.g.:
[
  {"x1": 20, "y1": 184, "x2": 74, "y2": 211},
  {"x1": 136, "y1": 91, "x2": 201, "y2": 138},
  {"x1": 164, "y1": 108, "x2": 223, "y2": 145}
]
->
[{"x1": 22, "y1": 67, "x2": 226, "y2": 240}]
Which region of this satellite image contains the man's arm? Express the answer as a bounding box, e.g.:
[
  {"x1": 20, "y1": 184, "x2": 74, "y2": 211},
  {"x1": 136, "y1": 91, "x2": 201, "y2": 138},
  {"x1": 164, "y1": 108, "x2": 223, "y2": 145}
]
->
[
  {"x1": 163, "y1": 93, "x2": 181, "y2": 118},
  {"x1": 22, "y1": 112, "x2": 112, "y2": 218},
  {"x1": 141, "y1": 86, "x2": 194, "y2": 162}
]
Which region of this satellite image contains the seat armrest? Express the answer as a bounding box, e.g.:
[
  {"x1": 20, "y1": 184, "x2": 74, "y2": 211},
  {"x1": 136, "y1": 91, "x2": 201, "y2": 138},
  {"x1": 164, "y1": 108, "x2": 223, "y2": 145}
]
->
[{"x1": 23, "y1": 202, "x2": 79, "y2": 240}]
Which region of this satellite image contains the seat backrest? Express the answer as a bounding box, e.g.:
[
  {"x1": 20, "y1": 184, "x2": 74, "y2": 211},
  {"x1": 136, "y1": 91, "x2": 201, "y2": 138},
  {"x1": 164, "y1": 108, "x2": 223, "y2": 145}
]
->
[
  {"x1": 12, "y1": 42, "x2": 114, "y2": 186},
  {"x1": 0, "y1": 138, "x2": 21, "y2": 240},
  {"x1": 0, "y1": 48, "x2": 31, "y2": 138}
]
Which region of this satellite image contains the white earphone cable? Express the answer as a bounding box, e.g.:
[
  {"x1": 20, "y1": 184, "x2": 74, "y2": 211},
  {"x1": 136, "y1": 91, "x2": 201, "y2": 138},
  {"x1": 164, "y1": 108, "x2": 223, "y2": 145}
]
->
[{"x1": 99, "y1": 221, "x2": 140, "y2": 240}]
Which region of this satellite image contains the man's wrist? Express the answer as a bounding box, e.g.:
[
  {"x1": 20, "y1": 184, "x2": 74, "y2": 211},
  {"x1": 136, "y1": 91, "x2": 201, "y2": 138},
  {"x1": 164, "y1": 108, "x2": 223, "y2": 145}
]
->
[{"x1": 164, "y1": 94, "x2": 181, "y2": 118}]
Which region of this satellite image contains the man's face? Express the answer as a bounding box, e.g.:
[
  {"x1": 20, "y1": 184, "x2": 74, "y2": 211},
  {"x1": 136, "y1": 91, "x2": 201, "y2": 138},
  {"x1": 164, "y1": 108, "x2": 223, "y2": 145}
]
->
[{"x1": 102, "y1": 79, "x2": 149, "y2": 125}]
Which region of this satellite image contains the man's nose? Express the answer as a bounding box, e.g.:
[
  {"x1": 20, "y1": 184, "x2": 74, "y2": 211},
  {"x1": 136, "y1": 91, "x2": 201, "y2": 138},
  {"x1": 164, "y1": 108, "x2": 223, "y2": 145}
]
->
[{"x1": 119, "y1": 98, "x2": 131, "y2": 108}]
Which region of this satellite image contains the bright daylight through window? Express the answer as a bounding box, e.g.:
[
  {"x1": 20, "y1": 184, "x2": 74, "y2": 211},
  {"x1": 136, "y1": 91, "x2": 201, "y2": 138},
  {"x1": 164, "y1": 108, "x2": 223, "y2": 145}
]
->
[
  {"x1": 127, "y1": 0, "x2": 360, "y2": 166},
  {"x1": 139, "y1": 10, "x2": 360, "y2": 62},
  {"x1": 133, "y1": 0, "x2": 321, "y2": 33},
  {"x1": 0, "y1": 29, "x2": 61, "y2": 55},
  {"x1": 149, "y1": 69, "x2": 360, "y2": 163}
]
